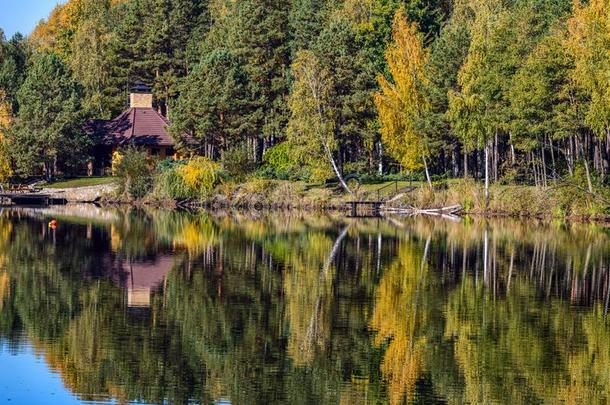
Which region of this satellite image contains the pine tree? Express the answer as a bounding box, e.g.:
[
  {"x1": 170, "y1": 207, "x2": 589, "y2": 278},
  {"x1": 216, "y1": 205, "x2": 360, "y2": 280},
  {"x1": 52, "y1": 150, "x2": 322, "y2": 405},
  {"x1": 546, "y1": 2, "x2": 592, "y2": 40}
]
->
[
  {"x1": 8, "y1": 53, "x2": 89, "y2": 178},
  {"x1": 171, "y1": 49, "x2": 253, "y2": 159},
  {"x1": 289, "y1": 0, "x2": 336, "y2": 55},
  {"x1": 106, "y1": 0, "x2": 149, "y2": 113},
  {"x1": 314, "y1": 14, "x2": 378, "y2": 174},
  {"x1": 227, "y1": 0, "x2": 292, "y2": 159}
]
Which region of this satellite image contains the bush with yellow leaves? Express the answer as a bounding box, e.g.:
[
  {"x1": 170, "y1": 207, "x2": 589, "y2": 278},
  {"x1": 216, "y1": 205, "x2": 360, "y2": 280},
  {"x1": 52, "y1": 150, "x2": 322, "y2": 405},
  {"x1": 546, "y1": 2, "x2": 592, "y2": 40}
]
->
[
  {"x1": 177, "y1": 157, "x2": 222, "y2": 195},
  {"x1": 111, "y1": 150, "x2": 123, "y2": 176},
  {"x1": 153, "y1": 157, "x2": 224, "y2": 199}
]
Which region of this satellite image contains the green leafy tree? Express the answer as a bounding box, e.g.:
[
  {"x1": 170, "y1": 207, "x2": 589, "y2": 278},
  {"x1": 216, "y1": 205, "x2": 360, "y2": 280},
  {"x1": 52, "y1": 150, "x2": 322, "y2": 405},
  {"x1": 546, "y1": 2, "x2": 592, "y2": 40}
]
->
[
  {"x1": 509, "y1": 26, "x2": 586, "y2": 180},
  {"x1": 287, "y1": 50, "x2": 353, "y2": 193},
  {"x1": 0, "y1": 31, "x2": 29, "y2": 114},
  {"x1": 70, "y1": 17, "x2": 113, "y2": 117},
  {"x1": 448, "y1": 0, "x2": 507, "y2": 204},
  {"x1": 420, "y1": 7, "x2": 471, "y2": 177}
]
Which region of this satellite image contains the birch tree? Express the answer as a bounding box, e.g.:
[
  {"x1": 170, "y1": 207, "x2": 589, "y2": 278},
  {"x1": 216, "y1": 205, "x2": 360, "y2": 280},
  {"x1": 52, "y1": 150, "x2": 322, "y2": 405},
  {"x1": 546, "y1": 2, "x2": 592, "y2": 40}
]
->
[
  {"x1": 287, "y1": 50, "x2": 353, "y2": 194},
  {"x1": 448, "y1": 0, "x2": 506, "y2": 206}
]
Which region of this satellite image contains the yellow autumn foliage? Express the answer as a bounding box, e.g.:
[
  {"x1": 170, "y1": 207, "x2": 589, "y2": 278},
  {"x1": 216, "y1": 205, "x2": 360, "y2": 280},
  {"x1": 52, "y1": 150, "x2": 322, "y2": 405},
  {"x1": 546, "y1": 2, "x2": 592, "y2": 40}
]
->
[
  {"x1": 374, "y1": 11, "x2": 430, "y2": 171},
  {"x1": 0, "y1": 272, "x2": 8, "y2": 311},
  {"x1": 0, "y1": 93, "x2": 13, "y2": 183},
  {"x1": 173, "y1": 217, "x2": 219, "y2": 254},
  {"x1": 30, "y1": 0, "x2": 128, "y2": 56},
  {"x1": 370, "y1": 239, "x2": 431, "y2": 404},
  {"x1": 111, "y1": 150, "x2": 123, "y2": 176},
  {"x1": 177, "y1": 157, "x2": 222, "y2": 194}
]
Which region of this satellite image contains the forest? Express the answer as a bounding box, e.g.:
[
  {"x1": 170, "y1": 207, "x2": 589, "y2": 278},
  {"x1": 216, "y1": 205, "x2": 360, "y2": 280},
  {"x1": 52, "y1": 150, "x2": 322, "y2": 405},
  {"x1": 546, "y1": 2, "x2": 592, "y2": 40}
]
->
[{"x1": 0, "y1": 0, "x2": 610, "y2": 200}]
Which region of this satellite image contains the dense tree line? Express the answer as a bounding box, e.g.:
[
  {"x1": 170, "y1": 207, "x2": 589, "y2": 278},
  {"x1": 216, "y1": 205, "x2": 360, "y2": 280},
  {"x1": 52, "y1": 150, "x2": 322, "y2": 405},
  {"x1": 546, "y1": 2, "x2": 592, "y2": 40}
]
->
[{"x1": 1, "y1": 0, "x2": 610, "y2": 194}]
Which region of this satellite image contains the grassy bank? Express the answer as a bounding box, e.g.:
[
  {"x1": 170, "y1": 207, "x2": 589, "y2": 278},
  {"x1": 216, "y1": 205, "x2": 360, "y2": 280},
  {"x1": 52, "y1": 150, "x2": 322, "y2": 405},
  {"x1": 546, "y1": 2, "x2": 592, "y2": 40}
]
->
[
  {"x1": 46, "y1": 176, "x2": 118, "y2": 189},
  {"x1": 194, "y1": 178, "x2": 610, "y2": 220}
]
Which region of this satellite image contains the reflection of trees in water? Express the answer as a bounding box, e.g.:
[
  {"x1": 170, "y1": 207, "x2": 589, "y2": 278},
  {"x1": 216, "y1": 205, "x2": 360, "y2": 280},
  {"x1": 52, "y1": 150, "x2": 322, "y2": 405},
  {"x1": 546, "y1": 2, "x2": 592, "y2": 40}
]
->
[
  {"x1": 0, "y1": 209, "x2": 389, "y2": 403},
  {"x1": 370, "y1": 236, "x2": 431, "y2": 404},
  {"x1": 2, "y1": 210, "x2": 610, "y2": 403},
  {"x1": 375, "y1": 217, "x2": 610, "y2": 404}
]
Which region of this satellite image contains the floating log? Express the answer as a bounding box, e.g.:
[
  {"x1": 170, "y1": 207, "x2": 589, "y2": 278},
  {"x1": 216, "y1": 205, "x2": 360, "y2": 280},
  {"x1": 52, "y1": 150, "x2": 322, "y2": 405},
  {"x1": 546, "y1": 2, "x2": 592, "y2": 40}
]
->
[{"x1": 381, "y1": 204, "x2": 463, "y2": 217}]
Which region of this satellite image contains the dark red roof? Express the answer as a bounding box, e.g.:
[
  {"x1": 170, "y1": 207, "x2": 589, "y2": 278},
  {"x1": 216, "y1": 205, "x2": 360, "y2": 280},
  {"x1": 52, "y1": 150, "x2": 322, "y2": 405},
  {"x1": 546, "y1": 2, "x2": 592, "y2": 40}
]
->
[{"x1": 86, "y1": 108, "x2": 175, "y2": 147}]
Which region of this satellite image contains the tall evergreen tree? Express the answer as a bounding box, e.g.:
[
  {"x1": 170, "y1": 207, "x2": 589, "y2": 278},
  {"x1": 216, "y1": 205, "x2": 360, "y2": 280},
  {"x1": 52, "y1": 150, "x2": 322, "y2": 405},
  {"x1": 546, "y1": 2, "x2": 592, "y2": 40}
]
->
[
  {"x1": 8, "y1": 53, "x2": 89, "y2": 178},
  {"x1": 228, "y1": 0, "x2": 291, "y2": 159},
  {"x1": 171, "y1": 49, "x2": 253, "y2": 159},
  {"x1": 314, "y1": 14, "x2": 378, "y2": 174},
  {"x1": 0, "y1": 31, "x2": 29, "y2": 114},
  {"x1": 289, "y1": 0, "x2": 336, "y2": 55}
]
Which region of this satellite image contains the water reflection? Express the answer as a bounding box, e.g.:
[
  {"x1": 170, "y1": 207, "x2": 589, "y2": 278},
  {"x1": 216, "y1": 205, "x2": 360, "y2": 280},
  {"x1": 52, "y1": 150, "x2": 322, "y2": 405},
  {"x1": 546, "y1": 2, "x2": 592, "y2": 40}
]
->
[{"x1": 0, "y1": 207, "x2": 609, "y2": 404}]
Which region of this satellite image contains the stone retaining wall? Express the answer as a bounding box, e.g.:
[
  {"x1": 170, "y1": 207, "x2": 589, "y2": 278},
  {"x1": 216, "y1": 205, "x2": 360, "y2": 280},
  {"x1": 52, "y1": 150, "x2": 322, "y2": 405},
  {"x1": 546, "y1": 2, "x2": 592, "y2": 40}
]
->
[{"x1": 41, "y1": 184, "x2": 118, "y2": 203}]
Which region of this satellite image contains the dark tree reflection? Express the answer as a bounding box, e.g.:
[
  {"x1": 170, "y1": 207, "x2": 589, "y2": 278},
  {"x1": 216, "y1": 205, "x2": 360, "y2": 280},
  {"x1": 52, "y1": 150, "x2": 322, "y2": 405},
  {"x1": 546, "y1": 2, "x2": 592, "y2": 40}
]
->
[{"x1": 0, "y1": 208, "x2": 610, "y2": 404}]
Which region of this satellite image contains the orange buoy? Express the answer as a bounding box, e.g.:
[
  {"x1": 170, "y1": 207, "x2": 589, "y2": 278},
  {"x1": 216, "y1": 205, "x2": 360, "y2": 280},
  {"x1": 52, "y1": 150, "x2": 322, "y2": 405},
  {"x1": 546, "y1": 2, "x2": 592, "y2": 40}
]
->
[{"x1": 48, "y1": 219, "x2": 58, "y2": 229}]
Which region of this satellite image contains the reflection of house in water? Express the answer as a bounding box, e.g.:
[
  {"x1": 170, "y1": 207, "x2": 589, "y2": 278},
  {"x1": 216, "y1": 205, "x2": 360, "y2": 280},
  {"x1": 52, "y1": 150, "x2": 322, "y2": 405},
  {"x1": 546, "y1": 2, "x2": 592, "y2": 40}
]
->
[{"x1": 118, "y1": 256, "x2": 176, "y2": 309}]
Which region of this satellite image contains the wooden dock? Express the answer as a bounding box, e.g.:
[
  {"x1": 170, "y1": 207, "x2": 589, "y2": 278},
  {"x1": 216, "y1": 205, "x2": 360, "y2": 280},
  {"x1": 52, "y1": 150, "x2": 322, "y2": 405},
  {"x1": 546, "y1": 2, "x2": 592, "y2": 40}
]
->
[
  {"x1": 346, "y1": 201, "x2": 384, "y2": 217},
  {"x1": 0, "y1": 193, "x2": 67, "y2": 206}
]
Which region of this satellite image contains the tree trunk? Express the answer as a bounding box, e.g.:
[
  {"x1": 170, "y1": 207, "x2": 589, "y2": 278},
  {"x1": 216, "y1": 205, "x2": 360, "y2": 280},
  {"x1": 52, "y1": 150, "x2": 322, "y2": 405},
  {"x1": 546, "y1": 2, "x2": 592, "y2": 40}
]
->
[
  {"x1": 580, "y1": 141, "x2": 594, "y2": 193},
  {"x1": 494, "y1": 130, "x2": 500, "y2": 182},
  {"x1": 464, "y1": 150, "x2": 468, "y2": 179},
  {"x1": 378, "y1": 141, "x2": 383, "y2": 176},
  {"x1": 565, "y1": 137, "x2": 574, "y2": 176},
  {"x1": 509, "y1": 132, "x2": 516, "y2": 165},
  {"x1": 549, "y1": 136, "x2": 556, "y2": 180},
  {"x1": 484, "y1": 142, "x2": 490, "y2": 208},
  {"x1": 53, "y1": 155, "x2": 58, "y2": 179},
  {"x1": 541, "y1": 147, "x2": 547, "y2": 187},
  {"x1": 531, "y1": 151, "x2": 539, "y2": 187},
  {"x1": 325, "y1": 143, "x2": 353, "y2": 195},
  {"x1": 422, "y1": 152, "x2": 432, "y2": 188}
]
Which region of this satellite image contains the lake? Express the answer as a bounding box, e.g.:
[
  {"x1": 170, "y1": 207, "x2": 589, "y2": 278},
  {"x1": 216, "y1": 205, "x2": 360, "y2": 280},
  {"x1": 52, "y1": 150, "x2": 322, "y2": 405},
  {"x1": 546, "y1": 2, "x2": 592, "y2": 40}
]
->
[{"x1": 0, "y1": 206, "x2": 609, "y2": 404}]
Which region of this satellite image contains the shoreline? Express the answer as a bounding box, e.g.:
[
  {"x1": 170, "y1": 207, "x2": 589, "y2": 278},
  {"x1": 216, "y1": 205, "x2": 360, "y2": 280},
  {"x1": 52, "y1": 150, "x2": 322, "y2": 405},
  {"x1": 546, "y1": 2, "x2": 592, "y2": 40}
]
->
[{"x1": 12, "y1": 179, "x2": 610, "y2": 223}]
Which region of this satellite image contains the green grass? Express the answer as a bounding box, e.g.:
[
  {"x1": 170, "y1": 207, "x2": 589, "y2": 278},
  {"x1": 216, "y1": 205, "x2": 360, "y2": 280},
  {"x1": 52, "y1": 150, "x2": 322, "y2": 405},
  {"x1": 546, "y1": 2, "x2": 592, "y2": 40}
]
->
[{"x1": 45, "y1": 176, "x2": 118, "y2": 189}]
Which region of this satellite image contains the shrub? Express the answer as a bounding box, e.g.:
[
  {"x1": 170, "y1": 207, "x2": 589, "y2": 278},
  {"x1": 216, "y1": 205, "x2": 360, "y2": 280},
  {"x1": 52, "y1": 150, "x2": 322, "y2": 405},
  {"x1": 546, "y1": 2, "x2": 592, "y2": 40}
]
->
[
  {"x1": 223, "y1": 143, "x2": 256, "y2": 178},
  {"x1": 178, "y1": 157, "x2": 223, "y2": 195},
  {"x1": 0, "y1": 140, "x2": 12, "y2": 184},
  {"x1": 154, "y1": 157, "x2": 224, "y2": 199},
  {"x1": 111, "y1": 150, "x2": 123, "y2": 176},
  {"x1": 154, "y1": 165, "x2": 189, "y2": 199},
  {"x1": 114, "y1": 147, "x2": 153, "y2": 199},
  {"x1": 261, "y1": 142, "x2": 303, "y2": 180}
]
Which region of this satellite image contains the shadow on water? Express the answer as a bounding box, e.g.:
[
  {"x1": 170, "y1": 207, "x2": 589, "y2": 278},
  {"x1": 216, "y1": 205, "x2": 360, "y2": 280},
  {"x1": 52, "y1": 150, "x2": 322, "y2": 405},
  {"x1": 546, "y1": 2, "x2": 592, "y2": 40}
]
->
[{"x1": 0, "y1": 206, "x2": 610, "y2": 404}]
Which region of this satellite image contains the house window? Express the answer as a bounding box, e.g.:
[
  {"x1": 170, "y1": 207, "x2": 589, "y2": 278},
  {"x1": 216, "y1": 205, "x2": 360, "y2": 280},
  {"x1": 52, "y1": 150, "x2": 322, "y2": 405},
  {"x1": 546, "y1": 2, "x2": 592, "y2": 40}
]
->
[{"x1": 151, "y1": 148, "x2": 160, "y2": 156}]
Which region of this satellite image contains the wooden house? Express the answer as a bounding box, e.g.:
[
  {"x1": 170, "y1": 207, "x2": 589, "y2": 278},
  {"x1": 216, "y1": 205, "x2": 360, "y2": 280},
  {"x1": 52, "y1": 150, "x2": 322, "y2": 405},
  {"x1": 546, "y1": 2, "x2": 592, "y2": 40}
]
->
[{"x1": 86, "y1": 84, "x2": 178, "y2": 173}]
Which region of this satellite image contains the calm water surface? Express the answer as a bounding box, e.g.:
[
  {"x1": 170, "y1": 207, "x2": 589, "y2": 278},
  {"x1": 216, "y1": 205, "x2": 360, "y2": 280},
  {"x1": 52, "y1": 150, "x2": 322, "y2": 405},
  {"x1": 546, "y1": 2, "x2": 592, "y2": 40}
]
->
[{"x1": 0, "y1": 206, "x2": 609, "y2": 404}]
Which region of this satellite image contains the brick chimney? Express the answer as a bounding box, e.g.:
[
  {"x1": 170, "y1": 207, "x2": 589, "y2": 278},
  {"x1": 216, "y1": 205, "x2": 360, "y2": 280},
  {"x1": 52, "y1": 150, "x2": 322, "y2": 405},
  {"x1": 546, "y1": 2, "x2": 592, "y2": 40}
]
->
[{"x1": 130, "y1": 82, "x2": 153, "y2": 109}]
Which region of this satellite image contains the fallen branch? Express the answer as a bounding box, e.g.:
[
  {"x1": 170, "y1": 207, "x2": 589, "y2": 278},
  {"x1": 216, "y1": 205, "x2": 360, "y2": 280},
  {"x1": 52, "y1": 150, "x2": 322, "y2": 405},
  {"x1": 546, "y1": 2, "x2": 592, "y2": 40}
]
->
[{"x1": 381, "y1": 204, "x2": 463, "y2": 217}]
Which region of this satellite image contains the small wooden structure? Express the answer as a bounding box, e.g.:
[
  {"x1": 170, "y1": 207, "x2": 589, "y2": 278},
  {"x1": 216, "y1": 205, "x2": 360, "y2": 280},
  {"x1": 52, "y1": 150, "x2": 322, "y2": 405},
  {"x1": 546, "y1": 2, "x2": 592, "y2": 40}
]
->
[
  {"x1": 346, "y1": 200, "x2": 385, "y2": 217},
  {"x1": 0, "y1": 193, "x2": 67, "y2": 206}
]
